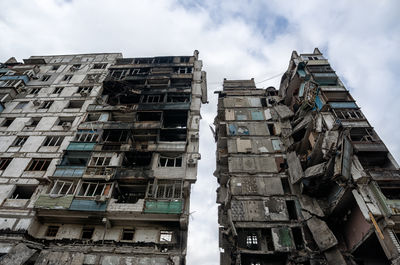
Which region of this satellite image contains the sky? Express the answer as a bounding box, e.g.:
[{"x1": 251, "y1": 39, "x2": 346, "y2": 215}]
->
[{"x1": 1, "y1": 0, "x2": 400, "y2": 264}]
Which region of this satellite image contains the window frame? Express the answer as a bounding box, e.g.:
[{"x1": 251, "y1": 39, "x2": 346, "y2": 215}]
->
[
  {"x1": 76, "y1": 181, "x2": 113, "y2": 198},
  {"x1": 11, "y1": 136, "x2": 28, "y2": 147},
  {"x1": 158, "y1": 155, "x2": 183, "y2": 167},
  {"x1": 49, "y1": 180, "x2": 75, "y2": 196},
  {"x1": 43, "y1": 136, "x2": 64, "y2": 147},
  {"x1": 25, "y1": 158, "x2": 51, "y2": 171},
  {"x1": 0, "y1": 158, "x2": 12, "y2": 170}
]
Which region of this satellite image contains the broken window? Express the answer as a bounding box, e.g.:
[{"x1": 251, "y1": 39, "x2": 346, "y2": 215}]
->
[
  {"x1": 0, "y1": 158, "x2": 12, "y2": 170},
  {"x1": 246, "y1": 233, "x2": 259, "y2": 250},
  {"x1": 75, "y1": 130, "x2": 98, "y2": 142},
  {"x1": 77, "y1": 182, "x2": 112, "y2": 197},
  {"x1": 62, "y1": 75, "x2": 73, "y2": 82},
  {"x1": 25, "y1": 118, "x2": 40, "y2": 130},
  {"x1": 163, "y1": 110, "x2": 187, "y2": 128},
  {"x1": 66, "y1": 100, "x2": 84, "y2": 109},
  {"x1": 60, "y1": 152, "x2": 89, "y2": 167},
  {"x1": 379, "y1": 184, "x2": 400, "y2": 200},
  {"x1": 2, "y1": 118, "x2": 14, "y2": 127},
  {"x1": 70, "y1": 64, "x2": 81, "y2": 71},
  {"x1": 170, "y1": 78, "x2": 191, "y2": 89},
  {"x1": 141, "y1": 94, "x2": 164, "y2": 103},
  {"x1": 15, "y1": 102, "x2": 28, "y2": 109},
  {"x1": 166, "y1": 94, "x2": 190, "y2": 102},
  {"x1": 160, "y1": 129, "x2": 187, "y2": 141},
  {"x1": 281, "y1": 177, "x2": 291, "y2": 194},
  {"x1": 350, "y1": 128, "x2": 379, "y2": 142},
  {"x1": 110, "y1": 69, "x2": 129, "y2": 79},
  {"x1": 46, "y1": 226, "x2": 59, "y2": 237},
  {"x1": 129, "y1": 68, "x2": 150, "y2": 75},
  {"x1": 39, "y1": 101, "x2": 53, "y2": 109},
  {"x1": 10, "y1": 185, "x2": 36, "y2": 199},
  {"x1": 57, "y1": 117, "x2": 74, "y2": 126},
  {"x1": 77, "y1": 86, "x2": 93, "y2": 95},
  {"x1": 333, "y1": 109, "x2": 364, "y2": 120},
  {"x1": 122, "y1": 228, "x2": 135, "y2": 241},
  {"x1": 115, "y1": 184, "x2": 147, "y2": 203},
  {"x1": 267, "y1": 123, "x2": 276, "y2": 135},
  {"x1": 158, "y1": 155, "x2": 182, "y2": 167},
  {"x1": 263, "y1": 228, "x2": 275, "y2": 251},
  {"x1": 123, "y1": 152, "x2": 152, "y2": 167},
  {"x1": 53, "y1": 87, "x2": 63, "y2": 94},
  {"x1": 147, "y1": 180, "x2": 182, "y2": 199},
  {"x1": 292, "y1": 227, "x2": 304, "y2": 250},
  {"x1": 154, "y1": 57, "x2": 173, "y2": 64},
  {"x1": 86, "y1": 74, "x2": 101, "y2": 83},
  {"x1": 134, "y1": 58, "x2": 153, "y2": 64},
  {"x1": 137, "y1": 112, "x2": 162, "y2": 121},
  {"x1": 26, "y1": 159, "x2": 51, "y2": 171},
  {"x1": 159, "y1": 231, "x2": 173, "y2": 242},
  {"x1": 11, "y1": 136, "x2": 28, "y2": 147},
  {"x1": 286, "y1": 200, "x2": 298, "y2": 220},
  {"x1": 41, "y1": 75, "x2": 51, "y2": 81},
  {"x1": 90, "y1": 156, "x2": 111, "y2": 166},
  {"x1": 50, "y1": 180, "x2": 75, "y2": 195},
  {"x1": 102, "y1": 129, "x2": 130, "y2": 142},
  {"x1": 29, "y1": 88, "x2": 40, "y2": 95},
  {"x1": 180, "y1": 57, "x2": 190, "y2": 63},
  {"x1": 93, "y1": 63, "x2": 107, "y2": 69},
  {"x1": 43, "y1": 136, "x2": 64, "y2": 146},
  {"x1": 81, "y1": 227, "x2": 94, "y2": 240},
  {"x1": 174, "y1": 67, "x2": 192, "y2": 74},
  {"x1": 52, "y1": 65, "x2": 60, "y2": 71}
]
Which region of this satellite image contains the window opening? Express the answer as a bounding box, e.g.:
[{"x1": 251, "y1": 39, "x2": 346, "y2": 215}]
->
[
  {"x1": 26, "y1": 159, "x2": 51, "y2": 171},
  {"x1": 29, "y1": 88, "x2": 40, "y2": 95},
  {"x1": 63, "y1": 75, "x2": 73, "y2": 82},
  {"x1": 2, "y1": 118, "x2": 14, "y2": 127},
  {"x1": 54, "y1": 87, "x2": 63, "y2": 94},
  {"x1": 50, "y1": 180, "x2": 75, "y2": 195},
  {"x1": 41, "y1": 75, "x2": 51, "y2": 82},
  {"x1": 158, "y1": 156, "x2": 182, "y2": 167},
  {"x1": 0, "y1": 158, "x2": 12, "y2": 170},
  {"x1": 122, "y1": 228, "x2": 135, "y2": 240},
  {"x1": 286, "y1": 200, "x2": 298, "y2": 220},
  {"x1": 10, "y1": 185, "x2": 36, "y2": 199},
  {"x1": 160, "y1": 231, "x2": 173, "y2": 242},
  {"x1": 12, "y1": 136, "x2": 28, "y2": 147},
  {"x1": 46, "y1": 226, "x2": 59, "y2": 237},
  {"x1": 43, "y1": 136, "x2": 64, "y2": 146},
  {"x1": 81, "y1": 227, "x2": 94, "y2": 240},
  {"x1": 40, "y1": 101, "x2": 53, "y2": 109}
]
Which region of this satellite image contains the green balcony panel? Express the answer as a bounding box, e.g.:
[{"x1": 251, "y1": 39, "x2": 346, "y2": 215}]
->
[
  {"x1": 69, "y1": 199, "x2": 107, "y2": 212},
  {"x1": 144, "y1": 200, "x2": 183, "y2": 214},
  {"x1": 34, "y1": 195, "x2": 74, "y2": 209},
  {"x1": 66, "y1": 142, "x2": 96, "y2": 151}
]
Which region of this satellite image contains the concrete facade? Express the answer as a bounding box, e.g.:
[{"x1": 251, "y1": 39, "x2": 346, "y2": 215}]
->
[
  {"x1": 215, "y1": 49, "x2": 400, "y2": 264},
  {"x1": 0, "y1": 51, "x2": 207, "y2": 264}
]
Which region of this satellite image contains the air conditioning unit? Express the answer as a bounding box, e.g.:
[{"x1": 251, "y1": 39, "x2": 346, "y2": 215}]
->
[
  {"x1": 33, "y1": 100, "x2": 41, "y2": 106},
  {"x1": 80, "y1": 91, "x2": 88, "y2": 97},
  {"x1": 61, "y1": 122, "x2": 72, "y2": 129}
]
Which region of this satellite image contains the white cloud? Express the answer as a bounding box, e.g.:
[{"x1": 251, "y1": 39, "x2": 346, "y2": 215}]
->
[{"x1": 0, "y1": 0, "x2": 399, "y2": 264}]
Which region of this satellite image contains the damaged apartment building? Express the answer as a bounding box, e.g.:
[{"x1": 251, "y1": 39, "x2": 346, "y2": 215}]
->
[
  {"x1": 214, "y1": 49, "x2": 400, "y2": 265},
  {"x1": 0, "y1": 51, "x2": 207, "y2": 264}
]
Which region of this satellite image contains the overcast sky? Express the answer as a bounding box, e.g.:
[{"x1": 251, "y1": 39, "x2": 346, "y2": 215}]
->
[{"x1": 1, "y1": 0, "x2": 399, "y2": 264}]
